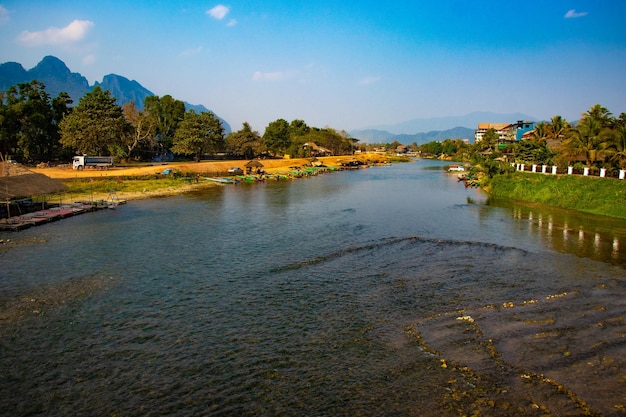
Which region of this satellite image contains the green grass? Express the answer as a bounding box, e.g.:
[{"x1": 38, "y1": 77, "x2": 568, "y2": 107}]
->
[
  {"x1": 487, "y1": 172, "x2": 626, "y2": 219},
  {"x1": 30, "y1": 175, "x2": 203, "y2": 203}
]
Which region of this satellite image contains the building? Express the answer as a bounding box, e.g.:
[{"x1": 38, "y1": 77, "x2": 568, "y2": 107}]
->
[{"x1": 474, "y1": 120, "x2": 535, "y2": 143}]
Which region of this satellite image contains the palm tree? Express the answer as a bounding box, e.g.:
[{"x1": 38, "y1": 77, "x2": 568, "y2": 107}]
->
[
  {"x1": 583, "y1": 104, "x2": 612, "y2": 126},
  {"x1": 607, "y1": 113, "x2": 626, "y2": 169},
  {"x1": 529, "y1": 121, "x2": 549, "y2": 141},
  {"x1": 546, "y1": 115, "x2": 570, "y2": 142},
  {"x1": 563, "y1": 105, "x2": 614, "y2": 166}
]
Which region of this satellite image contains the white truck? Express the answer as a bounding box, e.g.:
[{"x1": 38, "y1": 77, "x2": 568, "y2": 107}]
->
[{"x1": 72, "y1": 155, "x2": 114, "y2": 170}]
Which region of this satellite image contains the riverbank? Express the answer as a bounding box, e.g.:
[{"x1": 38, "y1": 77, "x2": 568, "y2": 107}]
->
[
  {"x1": 485, "y1": 172, "x2": 626, "y2": 219},
  {"x1": 32, "y1": 155, "x2": 392, "y2": 203}
]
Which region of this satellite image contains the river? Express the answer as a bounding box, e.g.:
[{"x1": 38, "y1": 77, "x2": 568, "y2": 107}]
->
[{"x1": 1, "y1": 159, "x2": 624, "y2": 416}]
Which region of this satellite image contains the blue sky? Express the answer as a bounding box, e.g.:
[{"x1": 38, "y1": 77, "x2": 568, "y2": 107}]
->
[{"x1": 1, "y1": 1, "x2": 625, "y2": 133}]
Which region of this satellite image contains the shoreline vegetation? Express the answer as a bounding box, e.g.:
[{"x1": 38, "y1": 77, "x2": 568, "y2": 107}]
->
[
  {"x1": 30, "y1": 154, "x2": 626, "y2": 221},
  {"x1": 483, "y1": 171, "x2": 626, "y2": 220},
  {"x1": 30, "y1": 155, "x2": 397, "y2": 203}
]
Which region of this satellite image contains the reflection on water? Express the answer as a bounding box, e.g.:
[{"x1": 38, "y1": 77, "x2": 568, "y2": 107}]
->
[
  {"x1": 502, "y1": 201, "x2": 626, "y2": 265},
  {"x1": 0, "y1": 160, "x2": 624, "y2": 416}
]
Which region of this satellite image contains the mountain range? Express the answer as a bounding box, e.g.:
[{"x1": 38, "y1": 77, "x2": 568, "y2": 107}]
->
[
  {"x1": 350, "y1": 111, "x2": 538, "y2": 144},
  {"x1": 1, "y1": 56, "x2": 540, "y2": 144},
  {"x1": 0, "y1": 55, "x2": 230, "y2": 132}
]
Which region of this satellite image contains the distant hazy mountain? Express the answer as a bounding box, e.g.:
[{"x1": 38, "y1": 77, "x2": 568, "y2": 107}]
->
[
  {"x1": 0, "y1": 55, "x2": 90, "y2": 101},
  {"x1": 360, "y1": 111, "x2": 537, "y2": 135},
  {"x1": 0, "y1": 55, "x2": 230, "y2": 132},
  {"x1": 351, "y1": 126, "x2": 476, "y2": 145},
  {"x1": 94, "y1": 73, "x2": 154, "y2": 108}
]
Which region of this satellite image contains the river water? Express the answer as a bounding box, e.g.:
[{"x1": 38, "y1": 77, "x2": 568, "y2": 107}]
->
[{"x1": 1, "y1": 159, "x2": 624, "y2": 416}]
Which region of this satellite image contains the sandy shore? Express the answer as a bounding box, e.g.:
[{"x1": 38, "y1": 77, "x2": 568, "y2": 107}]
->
[{"x1": 31, "y1": 155, "x2": 387, "y2": 202}]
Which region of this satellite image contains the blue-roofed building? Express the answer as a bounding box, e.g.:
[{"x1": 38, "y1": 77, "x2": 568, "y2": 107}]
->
[{"x1": 514, "y1": 120, "x2": 536, "y2": 141}]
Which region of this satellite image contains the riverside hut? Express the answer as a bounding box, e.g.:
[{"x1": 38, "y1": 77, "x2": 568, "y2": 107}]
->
[{"x1": 245, "y1": 159, "x2": 264, "y2": 174}]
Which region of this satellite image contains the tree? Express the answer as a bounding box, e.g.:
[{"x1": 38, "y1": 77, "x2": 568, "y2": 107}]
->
[
  {"x1": 606, "y1": 113, "x2": 626, "y2": 169},
  {"x1": 263, "y1": 119, "x2": 291, "y2": 156},
  {"x1": 144, "y1": 95, "x2": 185, "y2": 151},
  {"x1": 122, "y1": 100, "x2": 154, "y2": 160},
  {"x1": 529, "y1": 121, "x2": 549, "y2": 142},
  {"x1": 171, "y1": 110, "x2": 225, "y2": 161},
  {"x1": 0, "y1": 81, "x2": 71, "y2": 162},
  {"x1": 59, "y1": 86, "x2": 130, "y2": 156},
  {"x1": 226, "y1": 122, "x2": 264, "y2": 159},
  {"x1": 478, "y1": 128, "x2": 498, "y2": 150},
  {"x1": 546, "y1": 115, "x2": 570, "y2": 142},
  {"x1": 562, "y1": 105, "x2": 614, "y2": 166},
  {"x1": 289, "y1": 119, "x2": 310, "y2": 136}
]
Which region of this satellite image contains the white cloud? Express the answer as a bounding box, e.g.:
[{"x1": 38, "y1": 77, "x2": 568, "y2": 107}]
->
[
  {"x1": 0, "y1": 5, "x2": 9, "y2": 25},
  {"x1": 17, "y1": 19, "x2": 94, "y2": 46},
  {"x1": 564, "y1": 9, "x2": 588, "y2": 18},
  {"x1": 227, "y1": 19, "x2": 237, "y2": 27},
  {"x1": 359, "y1": 76, "x2": 381, "y2": 86},
  {"x1": 207, "y1": 5, "x2": 229, "y2": 20},
  {"x1": 252, "y1": 71, "x2": 286, "y2": 82},
  {"x1": 179, "y1": 46, "x2": 203, "y2": 57}
]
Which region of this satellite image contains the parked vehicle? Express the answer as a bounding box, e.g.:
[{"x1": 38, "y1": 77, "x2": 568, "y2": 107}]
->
[
  {"x1": 228, "y1": 167, "x2": 243, "y2": 175},
  {"x1": 72, "y1": 155, "x2": 114, "y2": 170}
]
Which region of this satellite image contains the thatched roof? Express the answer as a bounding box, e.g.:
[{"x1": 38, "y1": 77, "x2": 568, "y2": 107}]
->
[
  {"x1": 245, "y1": 160, "x2": 264, "y2": 168},
  {"x1": 0, "y1": 162, "x2": 68, "y2": 200}
]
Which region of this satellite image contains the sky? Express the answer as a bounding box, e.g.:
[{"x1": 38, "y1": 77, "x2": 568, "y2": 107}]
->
[{"x1": 1, "y1": 1, "x2": 625, "y2": 133}]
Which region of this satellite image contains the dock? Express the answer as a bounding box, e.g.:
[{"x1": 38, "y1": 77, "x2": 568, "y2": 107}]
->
[{"x1": 0, "y1": 200, "x2": 125, "y2": 232}]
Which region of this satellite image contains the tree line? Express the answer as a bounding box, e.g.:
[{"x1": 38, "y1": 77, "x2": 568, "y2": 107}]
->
[
  {"x1": 0, "y1": 80, "x2": 357, "y2": 164},
  {"x1": 412, "y1": 104, "x2": 626, "y2": 175}
]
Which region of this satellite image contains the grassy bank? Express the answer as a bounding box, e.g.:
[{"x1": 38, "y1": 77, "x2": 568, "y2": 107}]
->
[
  {"x1": 485, "y1": 172, "x2": 626, "y2": 219},
  {"x1": 56, "y1": 176, "x2": 215, "y2": 202}
]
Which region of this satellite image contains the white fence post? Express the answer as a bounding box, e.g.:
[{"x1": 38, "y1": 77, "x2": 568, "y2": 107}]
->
[
  {"x1": 583, "y1": 167, "x2": 589, "y2": 176},
  {"x1": 552, "y1": 166, "x2": 557, "y2": 175},
  {"x1": 541, "y1": 165, "x2": 547, "y2": 173},
  {"x1": 568, "y1": 166, "x2": 573, "y2": 175},
  {"x1": 620, "y1": 169, "x2": 625, "y2": 180},
  {"x1": 600, "y1": 168, "x2": 606, "y2": 178},
  {"x1": 532, "y1": 164, "x2": 537, "y2": 172}
]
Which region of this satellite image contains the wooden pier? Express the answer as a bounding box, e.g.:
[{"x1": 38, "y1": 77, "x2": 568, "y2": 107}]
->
[{"x1": 0, "y1": 200, "x2": 125, "y2": 232}]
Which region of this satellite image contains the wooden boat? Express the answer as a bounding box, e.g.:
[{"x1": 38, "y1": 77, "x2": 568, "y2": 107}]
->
[{"x1": 205, "y1": 177, "x2": 234, "y2": 184}]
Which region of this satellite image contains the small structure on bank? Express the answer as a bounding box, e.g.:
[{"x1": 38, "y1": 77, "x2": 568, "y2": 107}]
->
[
  {"x1": 245, "y1": 159, "x2": 265, "y2": 174},
  {"x1": 303, "y1": 142, "x2": 333, "y2": 157}
]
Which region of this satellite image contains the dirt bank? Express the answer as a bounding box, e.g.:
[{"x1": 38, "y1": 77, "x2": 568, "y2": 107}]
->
[{"x1": 31, "y1": 156, "x2": 372, "y2": 179}]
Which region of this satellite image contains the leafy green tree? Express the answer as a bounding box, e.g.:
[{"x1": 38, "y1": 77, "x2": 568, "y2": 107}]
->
[
  {"x1": 0, "y1": 91, "x2": 21, "y2": 160},
  {"x1": 478, "y1": 128, "x2": 498, "y2": 150},
  {"x1": 59, "y1": 86, "x2": 130, "y2": 156},
  {"x1": 263, "y1": 119, "x2": 291, "y2": 156},
  {"x1": 0, "y1": 81, "x2": 70, "y2": 162},
  {"x1": 226, "y1": 122, "x2": 264, "y2": 159},
  {"x1": 171, "y1": 110, "x2": 225, "y2": 161},
  {"x1": 419, "y1": 141, "x2": 442, "y2": 156},
  {"x1": 512, "y1": 139, "x2": 554, "y2": 165},
  {"x1": 144, "y1": 95, "x2": 185, "y2": 151},
  {"x1": 289, "y1": 119, "x2": 310, "y2": 136}
]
